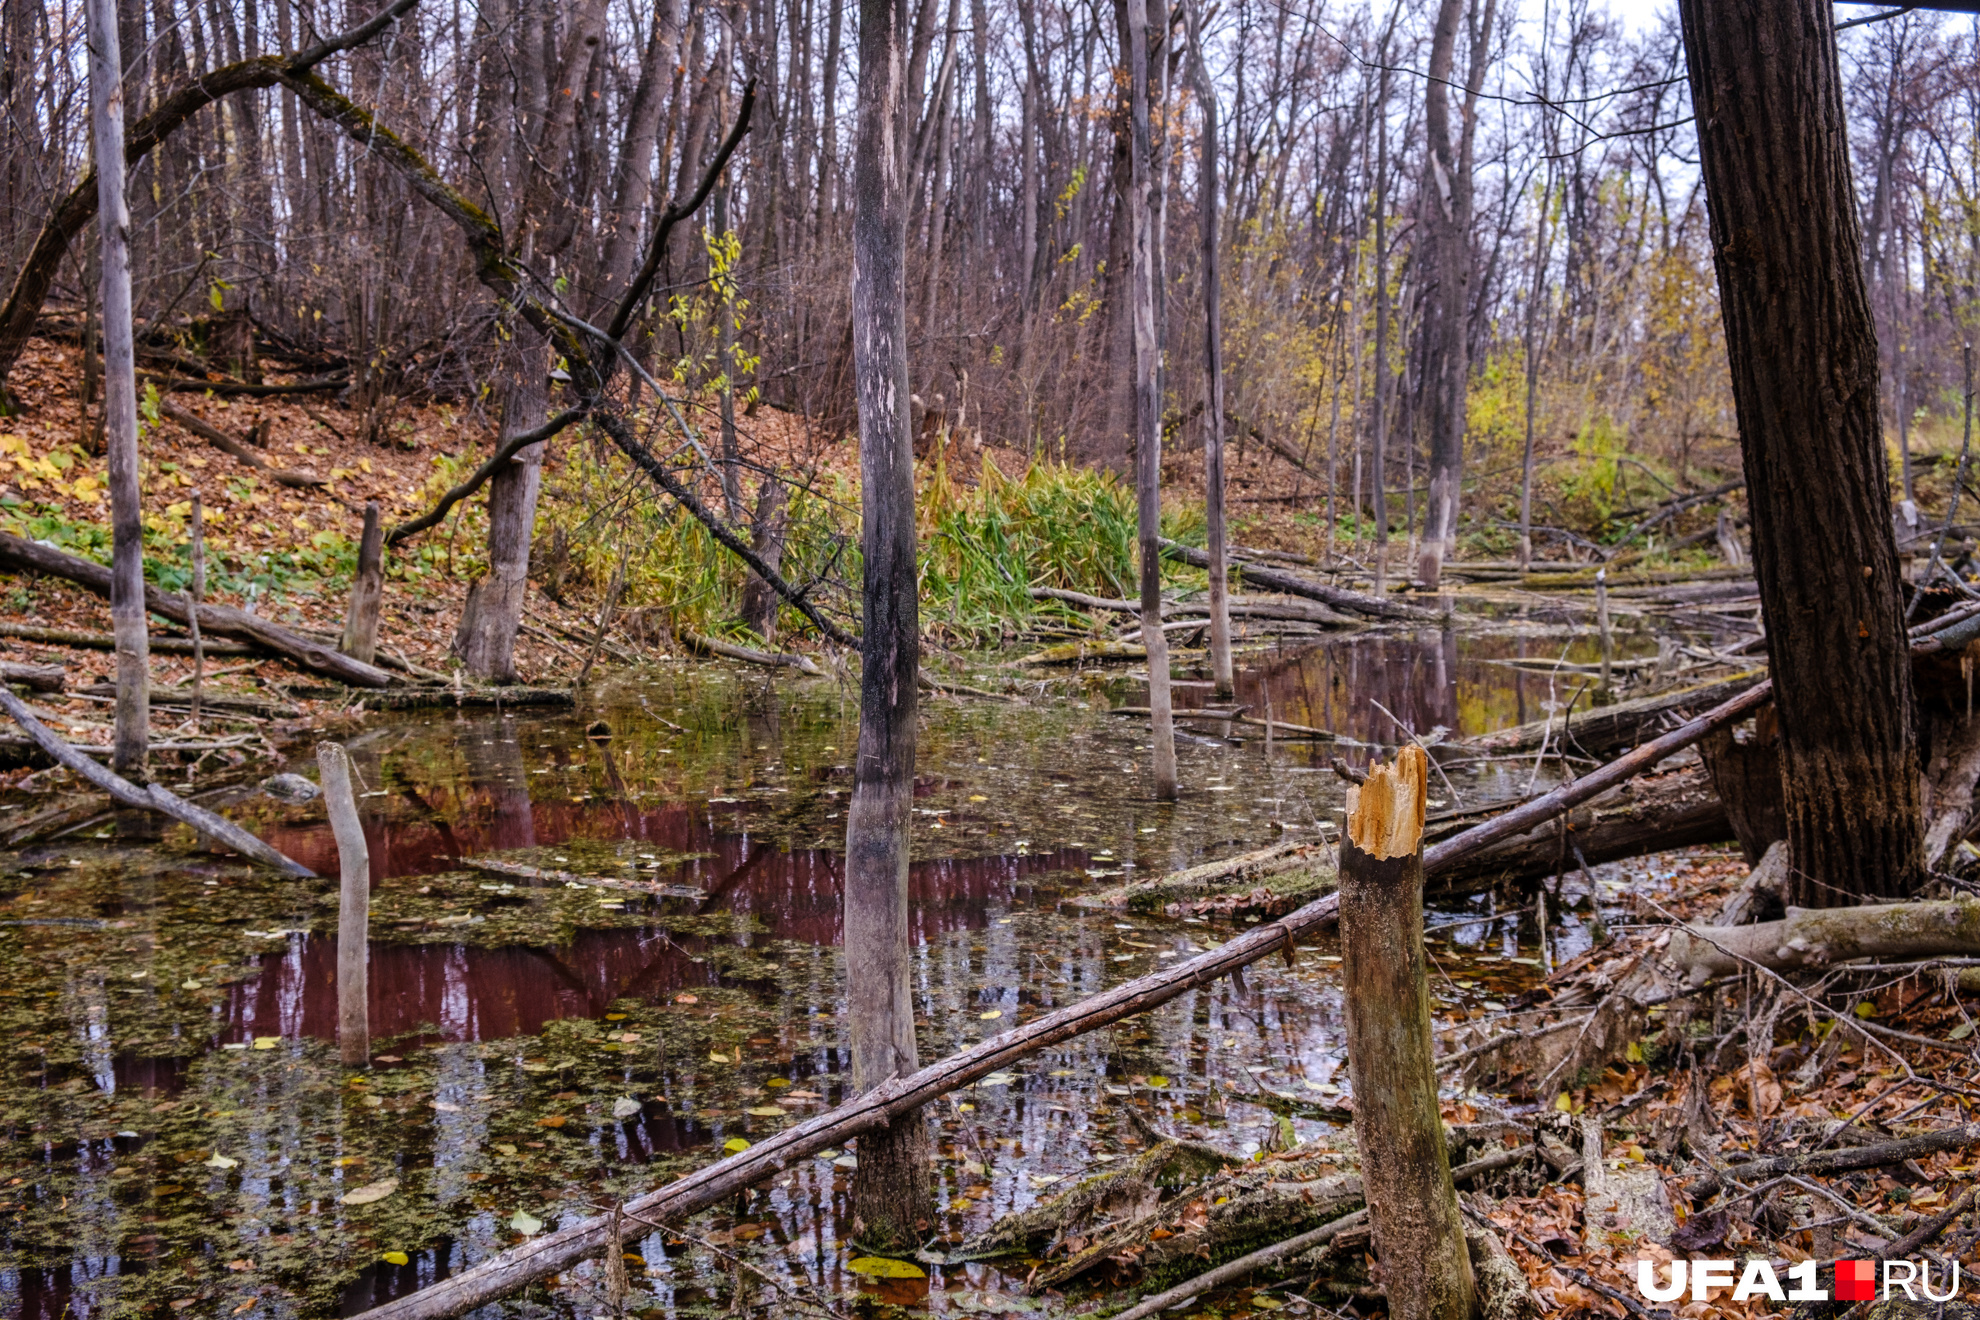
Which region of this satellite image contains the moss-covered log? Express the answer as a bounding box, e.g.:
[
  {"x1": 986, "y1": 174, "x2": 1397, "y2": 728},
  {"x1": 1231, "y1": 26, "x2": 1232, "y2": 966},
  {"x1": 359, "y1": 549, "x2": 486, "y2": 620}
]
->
[{"x1": 1670, "y1": 896, "x2": 1980, "y2": 983}]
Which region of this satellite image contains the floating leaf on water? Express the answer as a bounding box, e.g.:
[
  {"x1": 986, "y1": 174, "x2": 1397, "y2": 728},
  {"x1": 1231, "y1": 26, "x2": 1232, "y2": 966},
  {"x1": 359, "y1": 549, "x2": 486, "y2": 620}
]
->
[
  {"x1": 675, "y1": 993, "x2": 699, "y2": 1004},
  {"x1": 536, "y1": 1115, "x2": 567, "y2": 1128},
  {"x1": 520, "y1": 1062, "x2": 552, "y2": 1073},
  {"x1": 708, "y1": 1051, "x2": 729, "y2": 1063},
  {"x1": 1028, "y1": 1174, "x2": 1063, "y2": 1187},
  {"x1": 1049, "y1": 1069, "x2": 1075, "y2": 1078},
  {"x1": 494, "y1": 1143, "x2": 517, "y2": 1156},
  {"x1": 340, "y1": 1178, "x2": 400, "y2": 1206},
  {"x1": 977, "y1": 1072, "x2": 1015, "y2": 1087},
  {"x1": 251, "y1": 1036, "x2": 280, "y2": 1050},
  {"x1": 431, "y1": 1101, "x2": 462, "y2": 1113},
  {"x1": 205, "y1": 1153, "x2": 239, "y2": 1170},
  {"x1": 181, "y1": 979, "x2": 202, "y2": 990},
  {"x1": 361, "y1": 1095, "x2": 384, "y2": 1108},
  {"x1": 1252, "y1": 1296, "x2": 1285, "y2": 1310},
  {"x1": 847, "y1": 1256, "x2": 925, "y2": 1279},
  {"x1": 766, "y1": 1077, "x2": 792, "y2": 1088},
  {"x1": 832, "y1": 1155, "x2": 858, "y2": 1169},
  {"x1": 745, "y1": 1106, "x2": 786, "y2": 1118},
  {"x1": 381, "y1": 1251, "x2": 410, "y2": 1266},
  {"x1": 1145, "y1": 1075, "x2": 1169, "y2": 1088},
  {"x1": 979, "y1": 1010, "x2": 1003, "y2": 1020},
  {"x1": 723, "y1": 1138, "x2": 751, "y2": 1154},
  {"x1": 612, "y1": 1097, "x2": 643, "y2": 1119},
  {"x1": 1092, "y1": 1153, "x2": 1120, "y2": 1162},
  {"x1": 510, "y1": 1210, "x2": 544, "y2": 1236},
  {"x1": 605, "y1": 1013, "x2": 628, "y2": 1021}
]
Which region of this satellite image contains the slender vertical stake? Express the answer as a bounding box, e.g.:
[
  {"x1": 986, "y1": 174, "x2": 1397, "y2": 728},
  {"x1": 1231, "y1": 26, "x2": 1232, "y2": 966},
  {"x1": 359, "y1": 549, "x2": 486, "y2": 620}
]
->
[
  {"x1": 341, "y1": 501, "x2": 385, "y2": 664},
  {"x1": 578, "y1": 544, "x2": 630, "y2": 687},
  {"x1": 188, "y1": 494, "x2": 205, "y2": 731},
  {"x1": 1339, "y1": 746, "x2": 1475, "y2": 1320},
  {"x1": 1595, "y1": 567, "x2": 1612, "y2": 692},
  {"x1": 85, "y1": 0, "x2": 148, "y2": 780},
  {"x1": 318, "y1": 743, "x2": 370, "y2": 1067}
]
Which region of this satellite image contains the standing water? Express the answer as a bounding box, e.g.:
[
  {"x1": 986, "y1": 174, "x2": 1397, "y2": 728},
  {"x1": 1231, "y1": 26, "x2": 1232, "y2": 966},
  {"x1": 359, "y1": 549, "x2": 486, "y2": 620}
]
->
[{"x1": 0, "y1": 619, "x2": 1700, "y2": 1317}]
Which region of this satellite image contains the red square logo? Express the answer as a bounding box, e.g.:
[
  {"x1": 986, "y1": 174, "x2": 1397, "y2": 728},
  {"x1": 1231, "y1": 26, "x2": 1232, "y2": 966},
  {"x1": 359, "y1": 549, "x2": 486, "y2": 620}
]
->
[{"x1": 1836, "y1": 1260, "x2": 1877, "y2": 1301}]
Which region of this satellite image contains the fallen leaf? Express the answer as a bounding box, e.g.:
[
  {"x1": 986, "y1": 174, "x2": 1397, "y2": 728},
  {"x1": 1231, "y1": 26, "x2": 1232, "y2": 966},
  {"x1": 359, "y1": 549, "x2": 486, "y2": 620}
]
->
[
  {"x1": 510, "y1": 1210, "x2": 544, "y2": 1236},
  {"x1": 205, "y1": 1154, "x2": 239, "y2": 1170},
  {"x1": 612, "y1": 1098, "x2": 643, "y2": 1119},
  {"x1": 340, "y1": 1178, "x2": 399, "y2": 1206},
  {"x1": 708, "y1": 1051, "x2": 729, "y2": 1063},
  {"x1": 381, "y1": 1251, "x2": 409, "y2": 1266},
  {"x1": 251, "y1": 1036, "x2": 280, "y2": 1050},
  {"x1": 675, "y1": 993, "x2": 698, "y2": 1004},
  {"x1": 537, "y1": 1115, "x2": 567, "y2": 1128},
  {"x1": 847, "y1": 1256, "x2": 926, "y2": 1279},
  {"x1": 724, "y1": 1137, "x2": 751, "y2": 1154},
  {"x1": 745, "y1": 1106, "x2": 786, "y2": 1118},
  {"x1": 979, "y1": 1010, "x2": 1003, "y2": 1020}
]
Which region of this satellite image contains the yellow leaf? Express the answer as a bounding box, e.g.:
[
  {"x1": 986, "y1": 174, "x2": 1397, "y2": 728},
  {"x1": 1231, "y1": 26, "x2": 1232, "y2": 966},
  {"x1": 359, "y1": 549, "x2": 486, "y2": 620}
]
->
[
  {"x1": 979, "y1": 1010, "x2": 1003, "y2": 1020},
  {"x1": 1555, "y1": 1091, "x2": 1574, "y2": 1112},
  {"x1": 381, "y1": 1251, "x2": 409, "y2": 1266},
  {"x1": 846, "y1": 1256, "x2": 926, "y2": 1279},
  {"x1": 1625, "y1": 1041, "x2": 1644, "y2": 1062},
  {"x1": 708, "y1": 1051, "x2": 729, "y2": 1063},
  {"x1": 359, "y1": 458, "x2": 373, "y2": 473},
  {"x1": 1855, "y1": 1001, "x2": 1878, "y2": 1019},
  {"x1": 723, "y1": 1137, "x2": 750, "y2": 1154}
]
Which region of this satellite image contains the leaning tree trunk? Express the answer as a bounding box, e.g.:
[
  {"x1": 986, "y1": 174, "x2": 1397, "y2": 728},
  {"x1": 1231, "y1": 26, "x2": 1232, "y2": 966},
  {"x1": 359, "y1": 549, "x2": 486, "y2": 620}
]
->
[
  {"x1": 845, "y1": 0, "x2": 930, "y2": 1249},
  {"x1": 1414, "y1": 0, "x2": 1468, "y2": 591},
  {"x1": 1126, "y1": 0, "x2": 1177, "y2": 799},
  {"x1": 453, "y1": 323, "x2": 549, "y2": 682},
  {"x1": 1678, "y1": 0, "x2": 1922, "y2": 905},
  {"x1": 85, "y1": 0, "x2": 149, "y2": 779}
]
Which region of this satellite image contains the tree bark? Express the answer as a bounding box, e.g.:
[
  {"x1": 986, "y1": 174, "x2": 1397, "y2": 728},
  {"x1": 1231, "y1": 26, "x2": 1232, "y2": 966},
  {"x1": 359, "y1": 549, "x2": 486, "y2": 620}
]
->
[
  {"x1": 1414, "y1": 0, "x2": 1468, "y2": 590},
  {"x1": 846, "y1": 0, "x2": 930, "y2": 1249},
  {"x1": 452, "y1": 326, "x2": 549, "y2": 682},
  {"x1": 1339, "y1": 745, "x2": 1476, "y2": 1320},
  {"x1": 1678, "y1": 0, "x2": 1923, "y2": 905},
  {"x1": 1183, "y1": 0, "x2": 1232, "y2": 701},
  {"x1": 1126, "y1": 0, "x2": 1176, "y2": 798},
  {"x1": 340, "y1": 501, "x2": 386, "y2": 665},
  {"x1": 85, "y1": 0, "x2": 149, "y2": 782},
  {"x1": 1670, "y1": 897, "x2": 1980, "y2": 985}
]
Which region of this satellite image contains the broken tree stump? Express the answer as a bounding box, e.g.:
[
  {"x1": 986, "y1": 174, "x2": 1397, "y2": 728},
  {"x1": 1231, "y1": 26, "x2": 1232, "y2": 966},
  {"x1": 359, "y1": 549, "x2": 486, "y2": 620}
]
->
[
  {"x1": 1339, "y1": 745, "x2": 1475, "y2": 1320},
  {"x1": 340, "y1": 501, "x2": 385, "y2": 665}
]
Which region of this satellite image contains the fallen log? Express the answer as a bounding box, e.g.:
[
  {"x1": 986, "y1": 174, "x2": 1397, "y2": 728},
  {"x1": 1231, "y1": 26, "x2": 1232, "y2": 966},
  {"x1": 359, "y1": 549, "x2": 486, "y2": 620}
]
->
[
  {"x1": 1161, "y1": 539, "x2": 1441, "y2": 622},
  {"x1": 0, "y1": 532, "x2": 392, "y2": 687},
  {"x1": 356, "y1": 686, "x2": 574, "y2": 711},
  {"x1": 157, "y1": 401, "x2": 332, "y2": 490},
  {"x1": 0, "y1": 661, "x2": 64, "y2": 692},
  {"x1": 1669, "y1": 898, "x2": 1980, "y2": 985},
  {"x1": 455, "y1": 856, "x2": 704, "y2": 900},
  {"x1": 0, "y1": 687, "x2": 313, "y2": 875},
  {"x1": 1075, "y1": 840, "x2": 1317, "y2": 911},
  {"x1": 1017, "y1": 639, "x2": 1148, "y2": 665},
  {"x1": 0, "y1": 621, "x2": 256, "y2": 656},
  {"x1": 676, "y1": 626, "x2": 822, "y2": 675},
  {"x1": 350, "y1": 679, "x2": 1773, "y2": 1320},
  {"x1": 80, "y1": 681, "x2": 297, "y2": 718},
  {"x1": 1447, "y1": 670, "x2": 1767, "y2": 760},
  {"x1": 1686, "y1": 1124, "x2": 1980, "y2": 1201}
]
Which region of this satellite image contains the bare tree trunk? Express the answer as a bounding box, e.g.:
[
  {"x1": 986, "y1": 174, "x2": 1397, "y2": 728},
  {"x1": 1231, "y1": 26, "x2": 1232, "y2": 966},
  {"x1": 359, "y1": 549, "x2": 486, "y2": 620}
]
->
[
  {"x1": 319, "y1": 742, "x2": 370, "y2": 1068},
  {"x1": 740, "y1": 476, "x2": 789, "y2": 641},
  {"x1": 1126, "y1": 0, "x2": 1176, "y2": 799},
  {"x1": 846, "y1": 0, "x2": 930, "y2": 1248},
  {"x1": 1340, "y1": 745, "x2": 1476, "y2": 1320},
  {"x1": 1518, "y1": 170, "x2": 1549, "y2": 570},
  {"x1": 1371, "y1": 84, "x2": 1391, "y2": 593},
  {"x1": 1184, "y1": 0, "x2": 1231, "y2": 701},
  {"x1": 1678, "y1": 0, "x2": 1923, "y2": 905},
  {"x1": 86, "y1": 0, "x2": 149, "y2": 781},
  {"x1": 453, "y1": 325, "x2": 549, "y2": 682}
]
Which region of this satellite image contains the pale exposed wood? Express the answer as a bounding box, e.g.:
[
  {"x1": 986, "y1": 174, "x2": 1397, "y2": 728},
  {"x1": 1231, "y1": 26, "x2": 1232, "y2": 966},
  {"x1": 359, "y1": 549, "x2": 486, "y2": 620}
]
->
[
  {"x1": 1670, "y1": 897, "x2": 1980, "y2": 984},
  {"x1": 1161, "y1": 539, "x2": 1442, "y2": 622},
  {"x1": 1347, "y1": 743, "x2": 1427, "y2": 859},
  {"x1": 318, "y1": 743, "x2": 370, "y2": 1067},
  {"x1": 676, "y1": 626, "x2": 822, "y2": 675}
]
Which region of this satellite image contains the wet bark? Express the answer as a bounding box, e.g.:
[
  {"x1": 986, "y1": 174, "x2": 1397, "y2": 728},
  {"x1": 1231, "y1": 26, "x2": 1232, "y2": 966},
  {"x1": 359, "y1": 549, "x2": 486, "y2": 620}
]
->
[
  {"x1": 1125, "y1": 0, "x2": 1176, "y2": 798},
  {"x1": 1339, "y1": 746, "x2": 1475, "y2": 1320},
  {"x1": 1678, "y1": 0, "x2": 1923, "y2": 905},
  {"x1": 85, "y1": 0, "x2": 149, "y2": 781},
  {"x1": 846, "y1": 0, "x2": 930, "y2": 1248},
  {"x1": 340, "y1": 502, "x2": 385, "y2": 666},
  {"x1": 319, "y1": 743, "x2": 371, "y2": 1067}
]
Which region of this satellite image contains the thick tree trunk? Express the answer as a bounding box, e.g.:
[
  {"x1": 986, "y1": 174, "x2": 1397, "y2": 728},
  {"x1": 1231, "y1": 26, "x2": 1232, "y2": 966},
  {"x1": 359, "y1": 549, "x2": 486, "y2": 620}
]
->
[
  {"x1": 85, "y1": 0, "x2": 149, "y2": 781},
  {"x1": 452, "y1": 327, "x2": 549, "y2": 682},
  {"x1": 1678, "y1": 0, "x2": 1923, "y2": 905},
  {"x1": 1339, "y1": 746, "x2": 1476, "y2": 1320},
  {"x1": 739, "y1": 476, "x2": 789, "y2": 642},
  {"x1": 1126, "y1": 0, "x2": 1176, "y2": 798},
  {"x1": 846, "y1": 0, "x2": 930, "y2": 1249}
]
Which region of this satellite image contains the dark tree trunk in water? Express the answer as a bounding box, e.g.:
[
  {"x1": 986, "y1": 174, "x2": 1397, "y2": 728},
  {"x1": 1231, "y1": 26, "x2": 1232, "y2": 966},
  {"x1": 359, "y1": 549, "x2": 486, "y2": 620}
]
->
[
  {"x1": 85, "y1": 0, "x2": 148, "y2": 780},
  {"x1": 846, "y1": 0, "x2": 930, "y2": 1248},
  {"x1": 740, "y1": 476, "x2": 789, "y2": 642},
  {"x1": 453, "y1": 326, "x2": 549, "y2": 682},
  {"x1": 1678, "y1": 0, "x2": 1922, "y2": 905},
  {"x1": 1125, "y1": 0, "x2": 1176, "y2": 798}
]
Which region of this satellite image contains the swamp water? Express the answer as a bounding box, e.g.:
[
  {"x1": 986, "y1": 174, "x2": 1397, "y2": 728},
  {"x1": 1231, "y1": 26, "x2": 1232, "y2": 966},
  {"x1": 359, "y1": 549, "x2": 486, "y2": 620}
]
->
[{"x1": 0, "y1": 618, "x2": 1705, "y2": 1318}]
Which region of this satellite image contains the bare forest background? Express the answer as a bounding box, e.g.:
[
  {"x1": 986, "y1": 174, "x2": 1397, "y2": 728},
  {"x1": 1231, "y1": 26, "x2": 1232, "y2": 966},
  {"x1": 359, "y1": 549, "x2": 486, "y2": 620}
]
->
[{"x1": 2, "y1": 0, "x2": 1979, "y2": 577}]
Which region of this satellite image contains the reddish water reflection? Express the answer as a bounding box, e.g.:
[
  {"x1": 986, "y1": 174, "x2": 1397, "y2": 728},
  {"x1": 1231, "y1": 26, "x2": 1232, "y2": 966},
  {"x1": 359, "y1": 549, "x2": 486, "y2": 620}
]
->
[{"x1": 235, "y1": 796, "x2": 1078, "y2": 1044}]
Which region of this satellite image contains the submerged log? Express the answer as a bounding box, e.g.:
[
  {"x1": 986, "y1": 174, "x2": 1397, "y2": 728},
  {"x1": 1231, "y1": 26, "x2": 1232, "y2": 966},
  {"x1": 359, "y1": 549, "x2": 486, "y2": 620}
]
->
[
  {"x1": 0, "y1": 532, "x2": 392, "y2": 687},
  {"x1": 676, "y1": 627, "x2": 823, "y2": 675},
  {"x1": 357, "y1": 686, "x2": 574, "y2": 711},
  {"x1": 1161, "y1": 538, "x2": 1441, "y2": 622},
  {"x1": 1448, "y1": 670, "x2": 1766, "y2": 760},
  {"x1": 1339, "y1": 745, "x2": 1475, "y2": 1320},
  {"x1": 0, "y1": 686, "x2": 313, "y2": 875}
]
